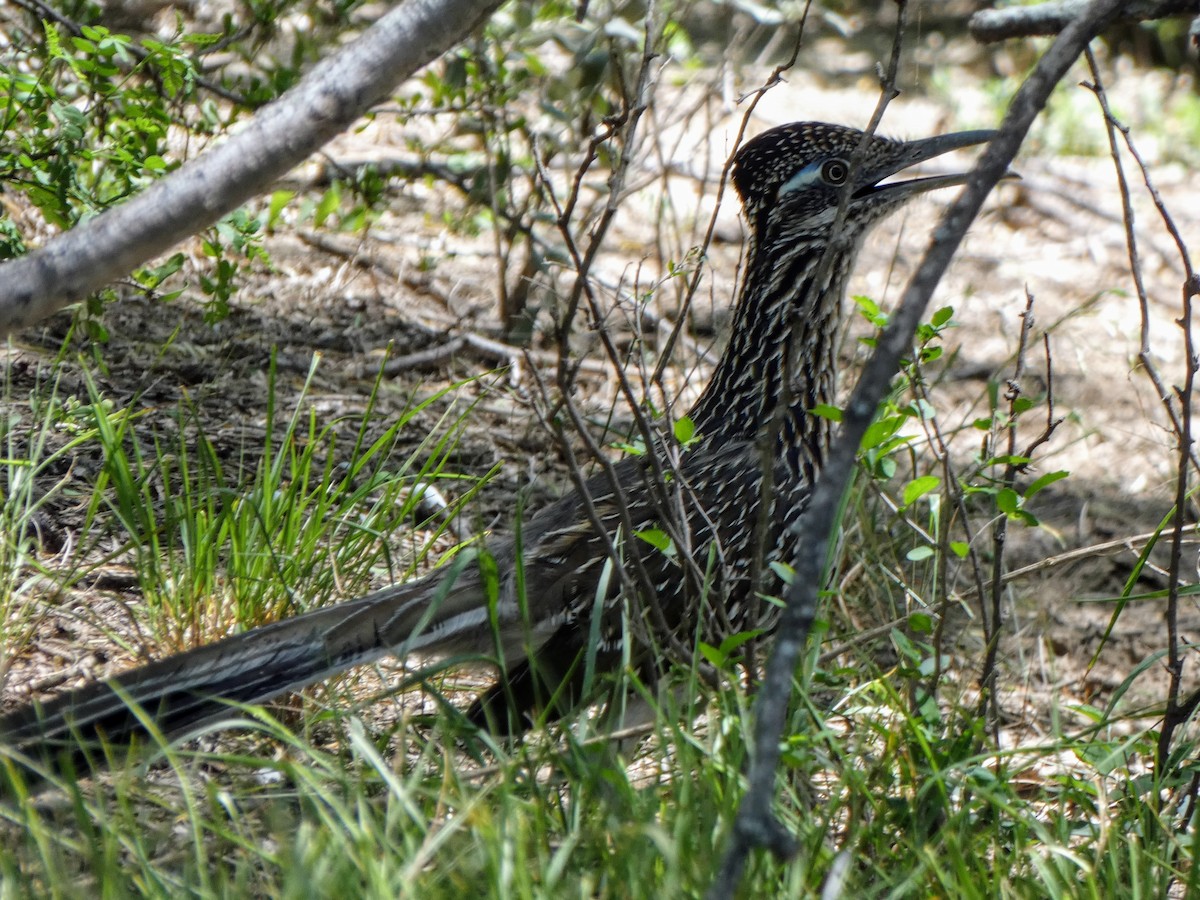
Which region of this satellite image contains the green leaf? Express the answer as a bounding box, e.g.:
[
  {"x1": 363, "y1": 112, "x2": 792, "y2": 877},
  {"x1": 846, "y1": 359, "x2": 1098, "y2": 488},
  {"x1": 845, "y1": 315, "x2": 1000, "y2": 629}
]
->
[
  {"x1": 717, "y1": 629, "x2": 764, "y2": 656},
  {"x1": 996, "y1": 488, "x2": 1039, "y2": 525},
  {"x1": 612, "y1": 440, "x2": 646, "y2": 456},
  {"x1": 135, "y1": 252, "x2": 184, "y2": 289},
  {"x1": 769, "y1": 560, "x2": 795, "y2": 585},
  {"x1": 809, "y1": 404, "x2": 843, "y2": 422},
  {"x1": 987, "y1": 380, "x2": 1001, "y2": 412},
  {"x1": 906, "y1": 545, "x2": 935, "y2": 561},
  {"x1": 699, "y1": 630, "x2": 766, "y2": 667},
  {"x1": 697, "y1": 642, "x2": 724, "y2": 667},
  {"x1": 673, "y1": 415, "x2": 696, "y2": 445},
  {"x1": 890, "y1": 628, "x2": 920, "y2": 662},
  {"x1": 984, "y1": 454, "x2": 1031, "y2": 468},
  {"x1": 854, "y1": 295, "x2": 887, "y2": 327},
  {"x1": 268, "y1": 190, "x2": 295, "y2": 229},
  {"x1": 861, "y1": 416, "x2": 903, "y2": 451},
  {"x1": 636, "y1": 528, "x2": 675, "y2": 557},
  {"x1": 871, "y1": 456, "x2": 897, "y2": 480},
  {"x1": 314, "y1": 184, "x2": 341, "y2": 228},
  {"x1": 949, "y1": 541, "x2": 970, "y2": 558},
  {"x1": 905, "y1": 399, "x2": 936, "y2": 420},
  {"x1": 996, "y1": 487, "x2": 1021, "y2": 516},
  {"x1": 903, "y1": 475, "x2": 941, "y2": 506},
  {"x1": 1026, "y1": 470, "x2": 1069, "y2": 497},
  {"x1": 908, "y1": 611, "x2": 935, "y2": 634},
  {"x1": 931, "y1": 306, "x2": 954, "y2": 328}
]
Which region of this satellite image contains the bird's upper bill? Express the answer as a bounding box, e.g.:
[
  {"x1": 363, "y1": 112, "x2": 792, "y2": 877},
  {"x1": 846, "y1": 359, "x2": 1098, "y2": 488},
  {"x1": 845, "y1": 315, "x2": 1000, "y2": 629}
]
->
[{"x1": 858, "y1": 129, "x2": 1000, "y2": 200}]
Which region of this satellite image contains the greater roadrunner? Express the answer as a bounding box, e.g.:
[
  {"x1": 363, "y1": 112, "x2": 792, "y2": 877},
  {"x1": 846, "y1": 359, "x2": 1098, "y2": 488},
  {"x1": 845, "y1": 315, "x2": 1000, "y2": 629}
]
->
[{"x1": 0, "y1": 122, "x2": 994, "y2": 779}]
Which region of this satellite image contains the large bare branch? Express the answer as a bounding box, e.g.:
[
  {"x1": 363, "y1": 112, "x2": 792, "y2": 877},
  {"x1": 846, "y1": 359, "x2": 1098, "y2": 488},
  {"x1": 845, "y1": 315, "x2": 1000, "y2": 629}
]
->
[
  {"x1": 970, "y1": 0, "x2": 1198, "y2": 42},
  {"x1": 0, "y1": 0, "x2": 504, "y2": 334},
  {"x1": 709, "y1": 0, "x2": 1130, "y2": 893}
]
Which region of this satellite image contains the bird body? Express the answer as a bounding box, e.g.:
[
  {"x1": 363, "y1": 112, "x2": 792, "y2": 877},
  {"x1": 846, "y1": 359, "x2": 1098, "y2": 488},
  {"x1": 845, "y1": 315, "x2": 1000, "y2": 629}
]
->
[{"x1": 0, "y1": 122, "x2": 995, "y2": 778}]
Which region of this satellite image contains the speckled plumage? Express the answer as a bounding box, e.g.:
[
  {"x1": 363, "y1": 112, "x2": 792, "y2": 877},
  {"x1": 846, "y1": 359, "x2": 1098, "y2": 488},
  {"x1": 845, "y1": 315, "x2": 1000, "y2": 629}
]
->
[{"x1": 0, "y1": 122, "x2": 994, "y2": 777}]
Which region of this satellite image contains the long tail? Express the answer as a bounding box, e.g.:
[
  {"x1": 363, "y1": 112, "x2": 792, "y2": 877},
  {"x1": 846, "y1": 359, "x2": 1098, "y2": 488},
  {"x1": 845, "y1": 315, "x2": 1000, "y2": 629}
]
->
[{"x1": 0, "y1": 556, "x2": 505, "y2": 781}]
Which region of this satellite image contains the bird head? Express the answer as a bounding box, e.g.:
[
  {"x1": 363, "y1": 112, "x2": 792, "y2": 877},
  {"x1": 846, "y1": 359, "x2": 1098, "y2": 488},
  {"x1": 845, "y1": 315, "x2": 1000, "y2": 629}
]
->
[{"x1": 731, "y1": 121, "x2": 996, "y2": 244}]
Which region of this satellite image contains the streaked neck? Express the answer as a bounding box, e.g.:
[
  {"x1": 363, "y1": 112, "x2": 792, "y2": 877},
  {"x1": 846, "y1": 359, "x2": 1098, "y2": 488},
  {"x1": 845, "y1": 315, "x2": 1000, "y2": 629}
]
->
[{"x1": 686, "y1": 235, "x2": 858, "y2": 459}]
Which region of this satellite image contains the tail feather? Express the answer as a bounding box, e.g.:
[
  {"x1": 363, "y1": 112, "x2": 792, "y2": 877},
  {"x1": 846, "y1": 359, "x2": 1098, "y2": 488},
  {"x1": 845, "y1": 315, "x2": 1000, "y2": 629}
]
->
[
  {"x1": 1, "y1": 502, "x2": 600, "y2": 785},
  {"x1": 0, "y1": 557, "x2": 504, "y2": 779}
]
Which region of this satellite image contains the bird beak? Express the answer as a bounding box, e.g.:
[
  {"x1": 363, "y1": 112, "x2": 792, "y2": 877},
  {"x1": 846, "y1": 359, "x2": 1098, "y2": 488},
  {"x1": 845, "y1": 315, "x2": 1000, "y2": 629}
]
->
[{"x1": 858, "y1": 129, "x2": 1014, "y2": 199}]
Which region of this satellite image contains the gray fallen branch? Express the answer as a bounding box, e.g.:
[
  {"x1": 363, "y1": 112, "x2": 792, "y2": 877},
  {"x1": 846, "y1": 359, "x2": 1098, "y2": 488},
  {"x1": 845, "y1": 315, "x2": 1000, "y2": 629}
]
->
[{"x1": 969, "y1": 0, "x2": 1198, "y2": 42}]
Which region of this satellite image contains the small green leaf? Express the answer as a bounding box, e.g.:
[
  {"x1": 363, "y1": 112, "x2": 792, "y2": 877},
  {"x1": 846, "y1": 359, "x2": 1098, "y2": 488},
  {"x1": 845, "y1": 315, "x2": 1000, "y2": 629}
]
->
[
  {"x1": 903, "y1": 475, "x2": 941, "y2": 506},
  {"x1": 810, "y1": 404, "x2": 843, "y2": 422},
  {"x1": 987, "y1": 380, "x2": 1001, "y2": 411},
  {"x1": 477, "y1": 549, "x2": 500, "y2": 605},
  {"x1": 697, "y1": 642, "x2": 724, "y2": 667},
  {"x1": 854, "y1": 295, "x2": 887, "y2": 327},
  {"x1": 136, "y1": 253, "x2": 185, "y2": 289},
  {"x1": 908, "y1": 611, "x2": 935, "y2": 634},
  {"x1": 268, "y1": 190, "x2": 295, "y2": 229},
  {"x1": 862, "y1": 416, "x2": 903, "y2": 451},
  {"x1": 1026, "y1": 470, "x2": 1069, "y2": 497},
  {"x1": 716, "y1": 629, "x2": 764, "y2": 657},
  {"x1": 984, "y1": 455, "x2": 1032, "y2": 468},
  {"x1": 905, "y1": 399, "x2": 936, "y2": 419},
  {"x1": 673, "y1": 415, "x2": 696, "y2": 445},
  {"x1": 996, "y1": 487, "x2": 1021, "y2": 516},
  {"x1": 891, "y1": 628, "x2": 919, "y2": 662},
  {"x1": 636, "y1": 528, "x2": 675, "y2": 557},
  {"x1": 769, "y1": 560, "x2": 795, "y2": 585},
  {"x1": 314, "y1": 184, "x2": 341, "y2": 228},
  {"x1": 906, "y1": 545, "x2": 935, "y2": 561},
  {"x1": 931, "y1": 306, "x2": 954, "y2": 328},
  {"x1": 949, "y1": 541, "x2": 970, "y2": 558}
]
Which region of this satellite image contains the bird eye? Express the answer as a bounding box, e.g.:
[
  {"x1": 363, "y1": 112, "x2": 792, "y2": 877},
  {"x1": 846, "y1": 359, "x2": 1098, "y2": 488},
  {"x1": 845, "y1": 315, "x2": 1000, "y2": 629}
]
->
[{"x1": 821, "y1": 159, "x2": 849, "y2": 185}]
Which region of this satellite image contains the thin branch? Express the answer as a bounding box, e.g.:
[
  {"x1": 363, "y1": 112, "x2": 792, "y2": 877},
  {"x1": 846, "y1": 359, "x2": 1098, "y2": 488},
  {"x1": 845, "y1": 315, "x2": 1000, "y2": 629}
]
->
[
  {"x1": 976, "y1": 292, "x2": 1062, "y2": 727},
  {"x1": 1081, "y1": 48, "x2": 1200, "y2": 769}
]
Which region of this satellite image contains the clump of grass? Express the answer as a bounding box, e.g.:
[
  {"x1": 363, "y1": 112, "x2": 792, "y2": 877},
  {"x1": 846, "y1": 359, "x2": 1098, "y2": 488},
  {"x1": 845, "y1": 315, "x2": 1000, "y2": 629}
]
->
[
  {"x1": 4, "y1": 642, "x2": 1188, "y2": 896},
  {"x1": 40, "y1": 352, "x2": 492, "y2": 657}
]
